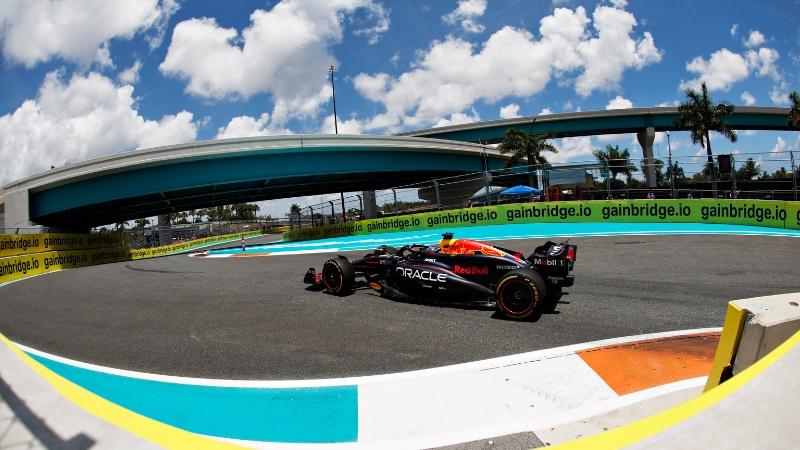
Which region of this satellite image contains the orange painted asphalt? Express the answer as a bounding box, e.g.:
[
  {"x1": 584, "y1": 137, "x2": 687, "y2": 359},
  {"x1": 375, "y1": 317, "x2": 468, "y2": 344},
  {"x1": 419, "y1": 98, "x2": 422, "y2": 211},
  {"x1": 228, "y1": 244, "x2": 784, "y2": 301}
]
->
[{"x1": 577, "y1": 333, "x2": 721, "y2": 395}]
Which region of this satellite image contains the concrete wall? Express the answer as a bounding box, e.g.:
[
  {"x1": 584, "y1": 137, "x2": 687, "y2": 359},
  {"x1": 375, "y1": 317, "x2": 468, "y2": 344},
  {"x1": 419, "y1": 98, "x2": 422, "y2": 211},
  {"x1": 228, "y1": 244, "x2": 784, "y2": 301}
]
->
[{"x1": 731, "y1": 293, "x2": 800, "y2": 376}]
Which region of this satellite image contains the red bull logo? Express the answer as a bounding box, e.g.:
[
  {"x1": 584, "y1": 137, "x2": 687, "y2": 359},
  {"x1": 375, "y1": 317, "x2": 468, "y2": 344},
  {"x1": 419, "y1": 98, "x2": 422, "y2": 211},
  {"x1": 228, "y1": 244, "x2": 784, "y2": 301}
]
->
[{"x1": 454, "y1": 265, "x2": 488, "y2": 275}]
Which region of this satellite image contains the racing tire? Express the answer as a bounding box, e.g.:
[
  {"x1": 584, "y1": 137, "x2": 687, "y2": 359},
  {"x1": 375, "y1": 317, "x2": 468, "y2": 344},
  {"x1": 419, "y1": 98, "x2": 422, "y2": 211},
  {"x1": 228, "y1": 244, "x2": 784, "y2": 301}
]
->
[
  {"x1": 321, "y1": 258, "x2": 355, "y2": 295},
  {"x1": 496, "y1": 269, "x2": 546, "y2": 320}
]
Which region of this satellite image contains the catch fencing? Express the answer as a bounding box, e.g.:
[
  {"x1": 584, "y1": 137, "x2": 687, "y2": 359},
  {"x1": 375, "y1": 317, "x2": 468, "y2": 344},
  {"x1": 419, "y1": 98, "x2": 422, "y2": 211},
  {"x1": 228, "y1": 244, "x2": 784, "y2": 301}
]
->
[{"x1": 289, "y1": 150, "x2": 798, "y2": 226}]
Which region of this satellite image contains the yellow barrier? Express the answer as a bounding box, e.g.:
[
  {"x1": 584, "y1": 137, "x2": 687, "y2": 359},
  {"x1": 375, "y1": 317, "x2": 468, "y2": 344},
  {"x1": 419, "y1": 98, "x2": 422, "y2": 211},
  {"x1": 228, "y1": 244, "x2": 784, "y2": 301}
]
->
[
  {"x1": 0, "y1": 231, "x2": 264, "y2": 285},
  {"x1": 283, "y1": 199, "x2": 799, "y2": 242},
  {"x1": 0, "y1": 233, "x2": 124, "y2": 258}
]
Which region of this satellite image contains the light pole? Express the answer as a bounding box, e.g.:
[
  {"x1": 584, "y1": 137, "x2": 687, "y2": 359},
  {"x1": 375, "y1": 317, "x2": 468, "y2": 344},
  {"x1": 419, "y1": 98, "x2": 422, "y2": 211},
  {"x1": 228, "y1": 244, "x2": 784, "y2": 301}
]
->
[
  {"x1": 329, "y1": 65, "x2": 338, "y2": 134},
  {"x1": 666, "y1": 131, "x2": 672, "y2": 192}
]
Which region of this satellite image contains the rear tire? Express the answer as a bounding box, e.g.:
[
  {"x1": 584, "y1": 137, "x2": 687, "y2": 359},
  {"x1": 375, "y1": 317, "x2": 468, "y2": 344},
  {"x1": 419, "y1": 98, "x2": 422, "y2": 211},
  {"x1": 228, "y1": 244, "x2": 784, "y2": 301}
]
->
[
  {"x1": 321, "y1": 258, "x2": 355, "y2": 295},
  {"x1": 496, "y1": 269, "x2": 546, "y2": 320}
]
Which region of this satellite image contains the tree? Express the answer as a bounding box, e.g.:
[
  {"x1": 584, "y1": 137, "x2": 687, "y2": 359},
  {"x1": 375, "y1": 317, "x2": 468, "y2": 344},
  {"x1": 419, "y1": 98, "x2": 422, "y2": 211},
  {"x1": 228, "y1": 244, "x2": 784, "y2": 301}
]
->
[
  {"x1": 736, "y1": 158, "x2": 762, "y2": 180},
  {"x1": 134, "y1": 218, "x2": 150, "y2": 228},
  {"x1": 789, "y1": 91, "x2": 800, "y2": 128},
  {"x1": 673, "y1": 82, "x2": 737, "y2": 196},
  {"x1": 497, "y1": 118, "x2": 558, "y2": 188},
  {"x1": 640, "y1": 158, "x2": 665, "y2": 185},
  {"x1": 290, "y1": 204, "x2": 302, "y2": 216},
  {"x1": 665, "y1": 161, "x2": 686, "y2": 182},
  {"x1": 593, "y1": 145, "x2": 638, "y2": 183}
]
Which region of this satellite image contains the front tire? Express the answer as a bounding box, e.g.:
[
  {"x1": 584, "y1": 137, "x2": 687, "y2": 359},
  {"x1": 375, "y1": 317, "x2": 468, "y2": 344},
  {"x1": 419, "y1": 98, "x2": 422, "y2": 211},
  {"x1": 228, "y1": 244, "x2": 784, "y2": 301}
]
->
[
  {"x1": 496, "y1": 269, "x2": 546, "y2": 320},
  {"x1": 321, "y1": 258, "x2": 355, "y2": 295}
]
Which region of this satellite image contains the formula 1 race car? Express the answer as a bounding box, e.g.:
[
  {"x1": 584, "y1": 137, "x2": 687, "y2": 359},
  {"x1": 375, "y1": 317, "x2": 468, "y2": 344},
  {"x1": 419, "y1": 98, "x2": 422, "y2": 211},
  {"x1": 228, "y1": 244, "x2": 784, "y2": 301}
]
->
[{"x1": 303, "y1": 232, "x2": 577, "y2": 320}]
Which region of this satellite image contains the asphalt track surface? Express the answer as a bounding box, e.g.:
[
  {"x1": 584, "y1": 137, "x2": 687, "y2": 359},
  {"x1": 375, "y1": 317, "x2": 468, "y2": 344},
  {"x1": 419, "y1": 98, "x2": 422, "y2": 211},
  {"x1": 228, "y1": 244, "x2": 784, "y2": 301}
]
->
[{"x1": 1, "y1": 233, "x2": 798, "y2": 380}]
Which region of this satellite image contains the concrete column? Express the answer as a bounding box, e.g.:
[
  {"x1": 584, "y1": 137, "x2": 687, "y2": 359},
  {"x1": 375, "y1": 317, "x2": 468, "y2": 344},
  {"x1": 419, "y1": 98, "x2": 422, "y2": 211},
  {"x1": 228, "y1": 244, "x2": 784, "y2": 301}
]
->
[
  {"x1": 637, "y1": 127, "x2": 657, "y2": 188},
  {"x1": 2, "y1": 186, "x2": 39, "y2": 233},
  {"x1": 157, "y1": 215, "x2": 172, "y2": 246},
  {"x1": 362, "y1": 190, "x2": 378, "y2": 219}
]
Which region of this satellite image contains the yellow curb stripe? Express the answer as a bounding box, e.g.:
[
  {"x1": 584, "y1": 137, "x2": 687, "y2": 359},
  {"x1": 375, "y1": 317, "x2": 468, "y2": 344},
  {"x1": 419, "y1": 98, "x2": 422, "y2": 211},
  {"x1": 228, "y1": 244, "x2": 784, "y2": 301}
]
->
[
  {"x1": 550, "y1": 328, "x2": 800, "y2": 449},
  {"x1": 0, "y1": 333, "x2": 249, "y2": 450}
]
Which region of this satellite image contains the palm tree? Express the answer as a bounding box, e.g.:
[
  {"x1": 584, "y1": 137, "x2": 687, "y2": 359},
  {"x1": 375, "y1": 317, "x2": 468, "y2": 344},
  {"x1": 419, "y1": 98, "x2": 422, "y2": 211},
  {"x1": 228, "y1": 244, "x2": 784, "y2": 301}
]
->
[
  {"x1": 737, "y1": 158, "x2": 762, "y2": 180},
  {"x1": 789, "y1": 91, "x2": 800, "y2": 128},
  {"x1": 497, "y1": 118, "x2": 558, "y2": 188},
  {"x1": 593, "y1": 145, "x2": 638, "y2": 183},
  {"x1": 673, "y1": 82, "x2": 737, "y2": 197},
  {"x1": 134, "y1": 218, "x2": 150, "y2": 228},
  {"x1": 290, "y1": 204, "x2": 302, "y2": 216},
  {"x1": 665, "y1": 161, "x2": 686, "y2": 182}
]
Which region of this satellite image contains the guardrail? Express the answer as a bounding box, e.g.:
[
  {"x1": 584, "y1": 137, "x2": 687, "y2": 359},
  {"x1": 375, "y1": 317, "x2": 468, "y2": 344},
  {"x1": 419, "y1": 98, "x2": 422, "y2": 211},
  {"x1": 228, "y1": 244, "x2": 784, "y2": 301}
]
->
[
  {"x1": 283, "y1": 199, "x2": 800, "y2": 242},
  {"x1": 0, "y1": 230, "x2": 266, "y2": 286}
]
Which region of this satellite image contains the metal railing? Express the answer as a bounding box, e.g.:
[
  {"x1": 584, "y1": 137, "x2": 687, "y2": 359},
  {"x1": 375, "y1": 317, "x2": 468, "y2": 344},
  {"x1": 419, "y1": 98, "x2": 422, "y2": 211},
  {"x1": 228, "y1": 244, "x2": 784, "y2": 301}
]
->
[{"x1": 289, "y1": 150, "x2": 798, "y2": 222}]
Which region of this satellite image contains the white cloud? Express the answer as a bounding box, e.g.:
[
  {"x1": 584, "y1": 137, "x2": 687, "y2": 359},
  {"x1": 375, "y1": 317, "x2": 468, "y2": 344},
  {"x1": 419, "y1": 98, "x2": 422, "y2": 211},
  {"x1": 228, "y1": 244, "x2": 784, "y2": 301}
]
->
[
  {"x1": 608, "y1": 0, "x2": 628, "y2": 8},
  {"x1": 769, "y1": 83, "x2": 791, "y2": 105},
  {"x1": 746, "y1": 47, "x2": 781, "y2": 81},
  {"x1": 216, "y1": 113, "x2": 272, "y2": 139},
  {"x1": 743, "y1": 30, "x2": 766, "y2": 48},
  {"x1": 499, "y1": 103, "x2": 520, "y2": 119},
  {"x1": 605, "y1": 95, "x2": 633, "y2": 109},
  {"x1": 353, "y1": 4, "x2": 660, "y2": 131},
  {"x1": 540, "y1": 108, "x2": 553, "y2": 115},
  {"x1": 0, "y1": 0, "x2": 179, "y2": 68},
  {"x1": 771, "y1": 136, "x2": 787, "y2": 153},
  {"x1": 321, "y1": 114, "x2": 364, "y2": 134},
  {"x1": 94, "y1": 42, "x2": 114, "y2": 69},
  {"x1": 730, "y1": 24, "x2": 738, "y2": 37},
  {"x1": 434, "y1": 109, "x2": 481, "y2": 127},
  {"x1": 740, "y1": 91, "x2": 756, "y2": 105},
  {"x1": 0, "y1": 70, "x2": 196, "y2": 185},
  {"x1": 442, "y1": 0, "x2": 487, "y2": 34},
  {"x1": 679, "y1": 48, "x2": 750, "y2": 92},
  {"x1": 743, "y1": 130, "x2": 756, "y2": 136},
  {"x1": 160, "y1": 0, "x2": 389, "y2": 128},
  {"x1": 656, "y1": 100, "x2": 679, "y2": 107},
  {"x1": 550, "y1": 136, "x2": 594, "y2": 163},
  {"x1": 118, "y1": 60, "x2": 143, "y2": 84}
]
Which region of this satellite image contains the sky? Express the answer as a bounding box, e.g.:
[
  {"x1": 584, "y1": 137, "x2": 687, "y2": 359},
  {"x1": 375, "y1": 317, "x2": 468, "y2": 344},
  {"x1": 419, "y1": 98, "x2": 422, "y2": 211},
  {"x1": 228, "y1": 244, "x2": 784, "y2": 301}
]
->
[{"x1": 0, "y1": 0, "x2": 799, "y2": 220}]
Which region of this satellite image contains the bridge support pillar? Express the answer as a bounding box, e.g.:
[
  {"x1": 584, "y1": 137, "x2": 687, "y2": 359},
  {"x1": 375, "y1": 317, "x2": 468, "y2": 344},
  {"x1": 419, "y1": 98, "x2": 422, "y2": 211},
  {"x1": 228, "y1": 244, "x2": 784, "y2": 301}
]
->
[
  {"x1": 637, "y1": 127, "x2": 657, "y2": 188},
  {"x1": 1, "y1": 186, "x2": 42, "y2": 233},
  {"x1": 157, "y1": 215, "x2": 172, "y2": 246},
  {"x1": 362, "y1": 191, "x2": 378, "y2": 219}
]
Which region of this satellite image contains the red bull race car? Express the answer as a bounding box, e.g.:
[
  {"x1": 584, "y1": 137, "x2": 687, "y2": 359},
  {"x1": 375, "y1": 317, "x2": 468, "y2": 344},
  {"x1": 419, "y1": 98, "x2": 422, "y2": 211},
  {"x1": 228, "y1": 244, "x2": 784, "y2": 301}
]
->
[{"x1": 304, "y1": 232, "x2": 577, "y2": 320}]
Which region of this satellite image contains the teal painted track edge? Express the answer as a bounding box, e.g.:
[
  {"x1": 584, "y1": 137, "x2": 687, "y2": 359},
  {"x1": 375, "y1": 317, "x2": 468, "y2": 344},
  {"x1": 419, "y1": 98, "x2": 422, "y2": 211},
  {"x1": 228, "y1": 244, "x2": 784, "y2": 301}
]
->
[
  {"x1": 209, "y1": 222, "x2": 800, "y2": 255},
  {"x1": 26, "y1": 353, "x2": 359, "y2": 443}
]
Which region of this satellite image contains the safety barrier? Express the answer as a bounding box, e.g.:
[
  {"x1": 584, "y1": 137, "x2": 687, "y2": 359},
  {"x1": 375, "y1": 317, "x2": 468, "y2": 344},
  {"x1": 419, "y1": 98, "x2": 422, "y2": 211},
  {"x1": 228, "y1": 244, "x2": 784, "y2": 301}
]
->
[
  {"x1": 0, "y1": 233, "x2": 124, "y2": 258},
  {"x1": 283, "y1": 199, "x2": 800, "y2": 242},
  {"x1": 0, "y1": 231, "x2": 264, "y2": 285}
]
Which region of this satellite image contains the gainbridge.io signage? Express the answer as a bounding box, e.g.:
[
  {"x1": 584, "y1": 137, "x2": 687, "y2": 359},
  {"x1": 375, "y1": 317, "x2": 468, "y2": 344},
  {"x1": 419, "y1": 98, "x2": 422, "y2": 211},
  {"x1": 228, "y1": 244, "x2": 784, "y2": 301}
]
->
[
  {"x1": 283, "y1": 199, "x2": 800, "y2": 242},
  {"x1": 0, "y1": 231, "x2": 264, "y2": 285}
]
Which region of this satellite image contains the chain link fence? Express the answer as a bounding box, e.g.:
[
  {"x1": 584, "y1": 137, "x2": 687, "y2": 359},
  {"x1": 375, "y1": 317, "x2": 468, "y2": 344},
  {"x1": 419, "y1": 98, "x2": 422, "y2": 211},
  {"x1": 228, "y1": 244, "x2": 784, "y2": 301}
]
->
[{"x1": 289, "y1": 150, "x2": 798, "y2": 223}]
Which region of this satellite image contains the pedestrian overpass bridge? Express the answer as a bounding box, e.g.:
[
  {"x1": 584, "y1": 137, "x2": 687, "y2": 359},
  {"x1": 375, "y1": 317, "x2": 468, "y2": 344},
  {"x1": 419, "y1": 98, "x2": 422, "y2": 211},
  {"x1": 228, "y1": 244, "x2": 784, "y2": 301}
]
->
[{"x1": 0, "y1": 106, "x2": 792, "y2": 231}]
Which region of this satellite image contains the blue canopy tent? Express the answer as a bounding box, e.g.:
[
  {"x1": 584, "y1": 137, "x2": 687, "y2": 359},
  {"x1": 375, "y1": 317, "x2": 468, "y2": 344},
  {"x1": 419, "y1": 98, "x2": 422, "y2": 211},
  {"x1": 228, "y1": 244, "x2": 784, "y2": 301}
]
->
[{"x1": 500, "y1": 185, "x2": 542, "y2": 195}]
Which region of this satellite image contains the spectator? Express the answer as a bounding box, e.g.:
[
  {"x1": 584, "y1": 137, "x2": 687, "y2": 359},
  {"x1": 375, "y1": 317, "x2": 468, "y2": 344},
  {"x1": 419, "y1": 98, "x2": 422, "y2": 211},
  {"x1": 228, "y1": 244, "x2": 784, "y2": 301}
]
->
[
  {"x1": 607, "y1": 194, "x2": 614, "y2": 200},
  {"x1": 687, "y1": 191, "x2": 694, "y2": 199},
  {"x1": 466, "y1": 200, "x2": 473, "y2": 208},
  {"x1": 646, "y1": 189, "x2": 655, "y2": 199}
]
